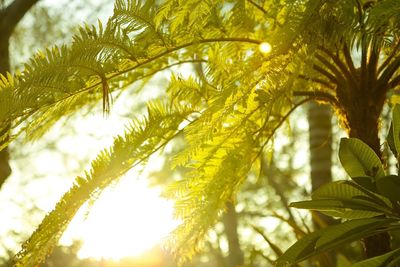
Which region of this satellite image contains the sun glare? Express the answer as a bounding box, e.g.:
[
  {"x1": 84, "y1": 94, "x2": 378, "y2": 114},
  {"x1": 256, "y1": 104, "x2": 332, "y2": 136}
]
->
[
  {"x1": 259, "y1": 42, "x2": 272, "y2": 54},
  {"x1": 61, "y1": 170, "x2": 179, "y2": 260}
]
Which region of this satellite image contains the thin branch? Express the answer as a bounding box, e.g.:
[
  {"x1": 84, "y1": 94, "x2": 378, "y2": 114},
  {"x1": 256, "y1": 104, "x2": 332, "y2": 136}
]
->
[
  {"x1": 246, "y1": 0, "x2": 268, "y2": 15},
  {"x1": 315, "y1": 53, "x2": 346, "y2": 85},
  {"x1": 313, "y1": 65, "x2": 338, "y2": 85},
  {"x1": 16, "y1": 37, "x2": 262, "y2": 118},
  {"x1": 255, "y1": 97, "x2": 314, "y2": 160},
  {"x1": 294, "y1": 73, "x2": 335, "y2": 90},
  {"x1": 317, "y1": 46, "x2": 358, "y2": 88},
  {"x1": 251, "y1": 225, "x2": 283, "y2": 257},
  {"x1": 0, "y1": 0, "x2": 40, "y2": 37},
  {"x1": 293, "y1": 90, "x2": 339, "y2": 107},
  {"x1": 379, "y1": 37, "x2": 400, "y2": 75},
  {"x1": 389, "y1": 75, "x2": 400, "y2": 90},
  {"x1": 343, "y1": 43, "x2": 357, "y2": 76},
  {"x1": 377, "y1": 56, "x2": 400, "y2": 91}
]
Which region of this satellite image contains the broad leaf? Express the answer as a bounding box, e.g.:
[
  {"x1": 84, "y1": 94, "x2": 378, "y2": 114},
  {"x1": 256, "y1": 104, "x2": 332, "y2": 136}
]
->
[
  {"x1": 277, "y1": 218, "x2": 394, "y2": 266},
  {"x1": 391, "y1": 104, "x2": 400, "y2": 157},
  {"x1": 310, "y1": 181, "x2": 392, "y2": 216},
  {"x1": 275, "y1": 231, "x2": 321, "y2": 267},
  {"x1": 376, "y1": 175, "x2": 400, "y2": 202},
  {"x1": 351, "y1": 176, "x2": 377, "y2": 193},
  {"x1": 352, "y1": 247, "x2": 400, "y2": 267},
  {"x1": 339, "y1": 138, "x2": 385, "y2": 179},
  {"x1": 387, "y1": 123, "x2": 397, "y2": 157},
  {"x1": 291, "y1": 199, "x2": 383, "y2": 219},
  {"x1": 315, "y1": 218, "x2": 394, "y2": 252}
]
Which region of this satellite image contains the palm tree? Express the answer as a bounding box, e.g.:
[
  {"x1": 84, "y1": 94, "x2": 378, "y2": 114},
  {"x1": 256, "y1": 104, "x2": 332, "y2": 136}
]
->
[{"x1": 1, "y1": 1, "x2": 399, "y2": 265}]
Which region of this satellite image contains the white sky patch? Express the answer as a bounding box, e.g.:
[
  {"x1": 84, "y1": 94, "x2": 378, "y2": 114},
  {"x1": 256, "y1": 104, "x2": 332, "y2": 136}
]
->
[{"x1": 61, "y1": 173, "x2": 179, "y2": 260}]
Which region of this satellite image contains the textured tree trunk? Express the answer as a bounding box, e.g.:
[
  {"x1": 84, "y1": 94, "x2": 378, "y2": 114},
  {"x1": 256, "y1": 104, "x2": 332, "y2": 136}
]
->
[
  {"x1": 339, "y1": 87, "x2": 391, "y2": 258},
  {"x1": 0, "y1": 0, "x2": 40, "y2": 189},
  {"x1": 0, "y1": 19, "x2": 12, "y2": 190},
  {"x1": 308, "y1": 102, "x2": 333, "y2": 196},
  {"x1": 308, "y1": 102, "x2": 336, "y2": 266},
  {"x1": 223, "y1": 201, "x2": 244, "y2": 267}
]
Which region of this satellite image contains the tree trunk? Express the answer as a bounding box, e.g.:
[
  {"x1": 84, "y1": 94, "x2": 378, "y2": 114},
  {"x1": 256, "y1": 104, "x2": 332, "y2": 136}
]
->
[
  {"x1": 308, "y1": 102, "x2": 336, "y2": 266},
  {"x1": 222, "y1": 201, "x2": 244, "y2": 267},
  {"x1": 308, "y1": 102, "x2": 333, "y2": 196},
  {"x1": 0, "y1": 0, "x2": 40, "y2": 189},
  {"x1": 338, "y1": 84, "x2": 391, "y2": 258},
  {"x1": 0, "y1": 21, "x2": 12, "y2": 190}
]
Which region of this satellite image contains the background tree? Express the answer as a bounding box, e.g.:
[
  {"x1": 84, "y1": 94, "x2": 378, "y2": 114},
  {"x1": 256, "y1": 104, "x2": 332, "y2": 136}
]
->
[{"x1": 0, "y1": 0, "x2": 39, "y2": 188}]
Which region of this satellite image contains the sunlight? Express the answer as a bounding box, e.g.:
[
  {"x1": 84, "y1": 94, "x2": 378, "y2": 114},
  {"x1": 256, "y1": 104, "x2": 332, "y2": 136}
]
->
[
  {"x1": 62, "y1": 170, "x2": 179, "y2": 260},
  {"x1": 259, "y1": 42, "x2": 272, "y2": 54}
]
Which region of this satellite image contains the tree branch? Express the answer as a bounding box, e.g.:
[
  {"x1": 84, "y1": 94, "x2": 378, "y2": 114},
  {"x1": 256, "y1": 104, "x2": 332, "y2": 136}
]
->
[
  {"x1": 312, "y1": 64, "x2": 338, "y2": 85},
  {"x1": 0, "y1": 0, "x2": 40, "y2": 37},
  {"x1": 294, "y1": 73, "x2": 335, "y2": 90},
  {"x1": 318, "y1": 46, "x2": 358, "y2": 88},
  {"x1": 246, "y1": 0, "x2": 268, "y2": 15},
  {"x1": 379, "y1": 37, "x2": 400, "y2": 75},
  {"x1": 293, "y1": 90, "x2": 339, "y2": 107},
  {"x1": 315, "y1": 53, "x2": 346, "y2": 85},
  {"x1": 343, "y1": 43, "x2": 357, "y2": 77},
  {"x1": 377, "y1": 56, "x2": 400, "y2": 91},
  {"x1": 389, "y1": 74, "x2": 400, "y2": 90}
]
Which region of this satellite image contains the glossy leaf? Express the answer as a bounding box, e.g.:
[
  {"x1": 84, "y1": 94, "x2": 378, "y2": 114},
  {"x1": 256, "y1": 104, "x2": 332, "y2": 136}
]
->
[
  {"x1": 387, "y1": 123, "x2": 397, "y2": 157},
  {"x1": 352, "y1": 247, "x2": 400, "y2": 267},
  {"x1": 339, "y1": 138, "x2": 385, "y2": 179},
  {"x1": 392, "y1": 104, "x2": 400, "y2": 157},
  {"x1": 277, "y1": 218, "x2": 394, "y2": 266},
  {"x1": 291, "y1": 199, "x2": 383, "y2": 219}
]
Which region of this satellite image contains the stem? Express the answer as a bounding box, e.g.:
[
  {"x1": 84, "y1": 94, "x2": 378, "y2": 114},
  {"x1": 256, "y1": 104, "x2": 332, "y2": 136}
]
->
[{"x1": 293, "y1": 90, "x2": 339, "y2": 107}]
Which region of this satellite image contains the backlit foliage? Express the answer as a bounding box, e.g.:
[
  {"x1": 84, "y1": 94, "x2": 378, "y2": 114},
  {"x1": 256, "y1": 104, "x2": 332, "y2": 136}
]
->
[{"x1": 0, "y1": 0, "x2": 399, "y2": 266}]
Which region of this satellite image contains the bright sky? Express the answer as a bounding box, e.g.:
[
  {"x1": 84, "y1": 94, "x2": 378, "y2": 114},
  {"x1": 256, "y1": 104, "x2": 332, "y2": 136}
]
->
[
  {"x1": 0, "y1": 87, "x2": 180, "y2": 260},
  {"x1": 61, "y1": 166, "x2": 179, "y2": 260}
]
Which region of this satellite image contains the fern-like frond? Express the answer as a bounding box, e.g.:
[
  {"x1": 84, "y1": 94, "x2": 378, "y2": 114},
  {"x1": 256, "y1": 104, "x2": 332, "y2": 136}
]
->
[{"x1": 13, "y1": 100, "x2": 195, "y2": 266}]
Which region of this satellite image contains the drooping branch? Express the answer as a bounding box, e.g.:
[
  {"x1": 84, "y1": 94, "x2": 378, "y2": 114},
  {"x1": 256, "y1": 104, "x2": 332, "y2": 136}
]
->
[
  {"x1": 388, "y1": 74, "x2": 400, "y2": 90},
  {"x1": 377, "y1": 57, "x2": 400, "y2": 92},
  {"x1": 317, "y1": 46, "x2": 358, "y2": 88},
  {"x1": 7, "y1": 37, "x2": 262, "y2": 124},
  {"x1": 378, "y1": 37, "x2": 400, "y2": 75},
  {"x1": 312, "y1": 65, "x2": 338, "y2": 85},
  {"x1": 246, "y1": 0, "x2": 268, "y2": 15},
  {"x1": 343, "y1": 43, "x2": 357, "y2": 77},
  {"x1": 293, "y1": 90, "x2": 339, "y2": 107},
  {"x1": 293, "y1": 73, "x2": 335, "y2": 90},
  {"x1": 315, "y1": 53, "x2": 346, "y2": 85}
]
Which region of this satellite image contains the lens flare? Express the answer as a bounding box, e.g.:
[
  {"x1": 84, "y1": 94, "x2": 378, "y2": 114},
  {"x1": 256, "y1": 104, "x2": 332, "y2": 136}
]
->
[{"x1": 259, "y1": 42, "x2": 272, "y2": 54}]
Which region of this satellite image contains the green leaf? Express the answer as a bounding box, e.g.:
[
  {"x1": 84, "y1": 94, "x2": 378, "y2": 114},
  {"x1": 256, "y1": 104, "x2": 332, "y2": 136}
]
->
[
  {"x1": 339, "y1": 138, "x2": 385, "y2": 179},
  {"x1": 275, "y1": 231, "x2": 321, "y2": 267},
  {"x1": 352, "y1": 247, "x2": 400, "y2": 267},
  {"x1": 277, "y1": 218, "x2": 394, "y2": 266},
  {"x1": 391, "y1": 104, "x2": 400, "y2": 157},
  {"x1": 312, "y1": 181, "x2": 372, "y2": 200},
  {"x1": 315, "y1": 218, "x2": 393, "y2": 252},
  {"x1": 290, "y1": 199, "x2": 383, "y2": 219},
  {"x1": 387, "y1": 123, "x2": 397, "y2": 157},
  {"x1": 376, "y1": 175, "x2": 400, "y2": 202},
  {"x1": 309, "y1": 181, "x2": 392, "y2": 216},
  {"x1": 351, "y1": 176, "x2": 377, "y2": 193}
]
